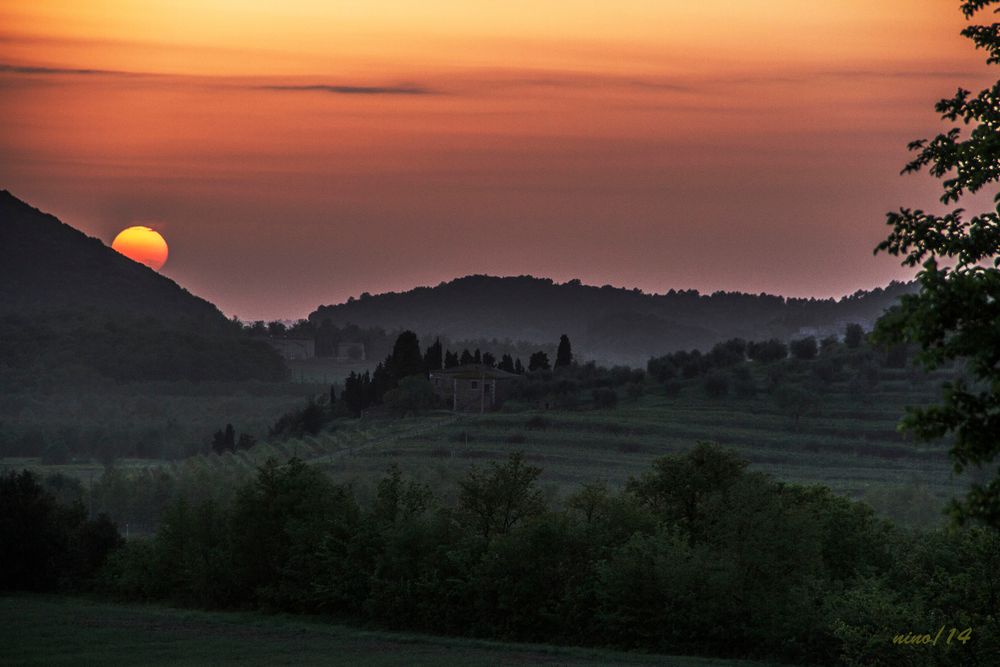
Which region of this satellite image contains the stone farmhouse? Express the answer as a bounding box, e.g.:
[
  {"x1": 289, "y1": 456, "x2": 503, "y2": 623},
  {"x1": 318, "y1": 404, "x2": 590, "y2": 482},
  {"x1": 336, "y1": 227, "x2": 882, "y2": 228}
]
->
[{"x1": 428, "y1": 364, "x2": 520, "y2": 412}]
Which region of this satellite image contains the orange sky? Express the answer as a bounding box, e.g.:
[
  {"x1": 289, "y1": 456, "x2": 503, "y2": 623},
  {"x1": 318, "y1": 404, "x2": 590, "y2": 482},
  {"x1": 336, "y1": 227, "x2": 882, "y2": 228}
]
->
[{"x1": 0, "y1": 0, "x2": 994, "y2": 318}]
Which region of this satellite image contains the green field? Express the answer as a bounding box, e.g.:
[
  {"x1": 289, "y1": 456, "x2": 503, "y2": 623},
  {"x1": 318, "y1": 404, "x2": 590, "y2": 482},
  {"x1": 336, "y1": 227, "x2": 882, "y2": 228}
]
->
[
  {"x1": 1, "y1": 360, "x2": 970, "y2": 529},
  {"x1": 0, "y1": 596, "x2": 781, "y2": 667}
]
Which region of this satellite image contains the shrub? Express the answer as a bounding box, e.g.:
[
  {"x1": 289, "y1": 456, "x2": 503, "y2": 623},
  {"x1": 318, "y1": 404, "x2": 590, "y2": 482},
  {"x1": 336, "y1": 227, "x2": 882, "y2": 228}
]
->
[
  {"x1": 525, "y1": 415, "x2": 550, "y2": 430},
  {"x1": 382, "y1": 376, "x2": 440, "y2": 415},
  {"x1": 747, "y1": 339, "x2": 788, "y2": 363},
  {"x1": 844, "y1": 323, "x2": 864, "y2": 349},
  {"x1": 592, "y1": 388, "x2": 619, "y2": 409},
  {"x1": 703, "y1": 372, "x2": 729, "y2": 399},
  {"x1": 731, "y1": 366, "x2": 757, "y2": 398},
  {"x1": 789, "y1": 336, "x2": 818, "y2": 361}
]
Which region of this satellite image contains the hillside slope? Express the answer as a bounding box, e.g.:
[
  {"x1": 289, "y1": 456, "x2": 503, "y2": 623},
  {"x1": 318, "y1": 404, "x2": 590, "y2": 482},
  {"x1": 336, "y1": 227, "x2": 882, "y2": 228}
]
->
[{"x1": 0, "y1": 191, "x2": 286, "y2": 386}]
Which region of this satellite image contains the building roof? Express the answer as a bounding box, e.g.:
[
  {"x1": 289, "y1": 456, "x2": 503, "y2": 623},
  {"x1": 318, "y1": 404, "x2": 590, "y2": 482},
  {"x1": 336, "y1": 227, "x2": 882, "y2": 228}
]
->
[{"x1": 429, "y1": 364, "x2": 521, "y2": 380}]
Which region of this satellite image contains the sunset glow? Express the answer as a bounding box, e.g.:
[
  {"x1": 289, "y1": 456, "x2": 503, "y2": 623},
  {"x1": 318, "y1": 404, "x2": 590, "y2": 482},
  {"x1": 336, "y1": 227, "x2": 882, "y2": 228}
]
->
[
  {"x1": 112, "y1": 226, "x2": 169, "y2": 271},
  {"x1": 0, "y1": 0, "x2": 993, "y2": 318}
]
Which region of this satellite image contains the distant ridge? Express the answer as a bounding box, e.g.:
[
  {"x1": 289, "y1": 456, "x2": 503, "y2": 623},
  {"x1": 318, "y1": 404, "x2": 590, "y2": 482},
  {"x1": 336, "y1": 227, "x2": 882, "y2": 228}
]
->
[
  {"x1": 309, "y1": 275, "x2": 915, "y2": 366},
  {"x1": 0, "y1": 191, "x2": 286, "y2": 385}
]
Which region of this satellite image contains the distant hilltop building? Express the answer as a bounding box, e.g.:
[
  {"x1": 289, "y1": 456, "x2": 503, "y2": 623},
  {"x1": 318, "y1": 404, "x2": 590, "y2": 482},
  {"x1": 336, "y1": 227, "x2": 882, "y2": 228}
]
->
[
  {"x1": 267, "y1": 337, "x2": 315, "y2": 360},
  {"x1": 336, "y1": 341, "x2": 366, "y2": 361},
  {"x1": 429, "y1": 364, "x2": 520, "y2": 412}
]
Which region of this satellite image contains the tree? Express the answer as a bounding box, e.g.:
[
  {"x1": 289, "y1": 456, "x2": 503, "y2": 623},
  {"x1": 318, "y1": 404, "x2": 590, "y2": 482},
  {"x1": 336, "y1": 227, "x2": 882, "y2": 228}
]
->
[
  {"x1": 212, "y1": 423, "x2": 236, "y2": 454},
  {"x1": 874, "y1": 0, "x2": 1000, "y2": 527},
  {"x1": 514, "y1": 357, "x2": 525, "y2": 374},
  {"x1": 528, "y1": 351, "x2": 550, "y2": 372},
  {"x1": 625, "y1": 442, "x2": 746, "y2": 543},
  {"x1": 371, "y1": 362, "x2": 393, "y2": 403},
  {"x1": 460, "y1": 349, "x2": 474, "y2": 365},
  {"x1": 498, "y1": 353, "x2": 516, "y2": 373},
  {"x1": 389, "y1": 330, "x2": 423, "y2": 380},
  {"x1": 844, "y1": 323, "x2": 864, "y2": 349},
  {"x1": 707, "y1": 338, "x2": 746, "y2": 367},
  {"x1": 444, "y1": 350, "x2": 460, "y2": 368},
  {"x1": 423, "y1": 338, "x2": 443, "y2": 373},
  {"x1": 773, "y1": 384, "x2": 818, "y2": 429},
  {"x1": 747, "y1": 339, "x2": 787, "y2": 363},
  {"x1": 789, "y1": 336, "x2": 818, "y2": 361},
  {"x1": 457, "y1": 451, "x2": 544, "y2": 542},
  {"x1": 1, "y1": 470, "x2": 121, "y2": 592},
  {"x1": 592, "y1": 387, "x2": 618, "y2": 408},
  {"x1": 373, "y1": 464, "x2": 432, "y2": 524},
  {"x1": 342, "y1": 371, "x2": 371, "y2": 416},
  {"x1": 555, "y1": 334, "x2": 573, "y2": 368}
]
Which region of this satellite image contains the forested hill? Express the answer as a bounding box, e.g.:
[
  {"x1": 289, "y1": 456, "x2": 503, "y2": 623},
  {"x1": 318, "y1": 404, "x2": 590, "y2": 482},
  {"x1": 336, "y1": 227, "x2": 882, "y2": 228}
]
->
[
  {"x1": 309, "y1": 275, "x2": 916, "y2": 366},
  {"x1": 0, "y1": 191, "x2": 286, "y2": 386}
]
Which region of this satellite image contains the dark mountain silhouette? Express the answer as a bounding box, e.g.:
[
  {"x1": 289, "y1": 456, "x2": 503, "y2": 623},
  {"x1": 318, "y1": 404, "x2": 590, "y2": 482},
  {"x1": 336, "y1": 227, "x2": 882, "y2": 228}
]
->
[
  {"x1": 0, "y1": 191, "x2": 285, "y2": 386},
  {"x1": 309, "y1": 275, "x2": 916, "y2": 366}
]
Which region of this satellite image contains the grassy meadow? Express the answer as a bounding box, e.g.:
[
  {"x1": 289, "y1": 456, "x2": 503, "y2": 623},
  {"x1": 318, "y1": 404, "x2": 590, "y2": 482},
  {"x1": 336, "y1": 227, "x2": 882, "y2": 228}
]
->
[{"x1": 0, "y1": 596, "x2": 782, "y2": 667}]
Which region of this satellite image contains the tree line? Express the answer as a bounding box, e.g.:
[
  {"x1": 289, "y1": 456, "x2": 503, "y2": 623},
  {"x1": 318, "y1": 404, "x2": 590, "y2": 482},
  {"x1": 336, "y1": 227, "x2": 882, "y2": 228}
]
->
[
  {"x1": 336, "y1": 332, "x2": 574, "y2": 416},
  {"x1": 5, "y1": 446, "x2": 996, "y2": 665}
]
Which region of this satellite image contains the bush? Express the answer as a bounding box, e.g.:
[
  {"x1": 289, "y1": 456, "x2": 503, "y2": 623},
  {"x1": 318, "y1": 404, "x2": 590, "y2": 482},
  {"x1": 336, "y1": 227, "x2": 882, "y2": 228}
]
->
[
  {"x1": 382, "y1": 376, "x2": 440, "y2": 415},
  {"x1": 731, "y1": 366, "x2": 757, "y2": 398},
  {"x1": 624, "y1": 381, "x2": 645, "y2": 400},
  {"x1": 747, "y1": 339, "x2": 788, "y2": 363},
  {"x1": 812, "y1": 357, "x2": 841, "y2": 384},
  {"x1": 772, "y1": 384, "x2": 818, "y2": 427},
  {"x1": 270, "y1": 400, "x2": 331, "y2": 439},
  {"x1": 592, "y1": 388, "x2": 619, "y2": 409},
  {"x1": 703, "y1": 372, "x2": 729, "y2": 398},
  {"x1": 844, "y1": 322, "x2": 864, "y2": 349},
  {"x1": 525, "y1": 416, "x2": 550, "y2": 430},
  {"x1": 707, "y1": 338, "x2": 747, "y2": 368},
  {"x1": 789, "y1": 336, "x2": 818, "y2": 360}
]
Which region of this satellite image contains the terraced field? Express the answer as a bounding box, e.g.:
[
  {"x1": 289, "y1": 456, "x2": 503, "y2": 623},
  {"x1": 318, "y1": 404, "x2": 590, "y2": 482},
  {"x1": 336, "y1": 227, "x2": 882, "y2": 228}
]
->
[
  {"x1": 312, "y1": 394, "x2": 962, "y2": 513},
  {"x1": 4, "y1": 363, "x2": 968, "y2": 527}
]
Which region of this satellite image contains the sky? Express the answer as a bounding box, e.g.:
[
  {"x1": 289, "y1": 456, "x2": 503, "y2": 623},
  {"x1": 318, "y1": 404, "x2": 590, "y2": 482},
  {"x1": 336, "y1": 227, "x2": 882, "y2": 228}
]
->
[{"x1": 0, "y1": 1, "x2": 995, "y2": 320}]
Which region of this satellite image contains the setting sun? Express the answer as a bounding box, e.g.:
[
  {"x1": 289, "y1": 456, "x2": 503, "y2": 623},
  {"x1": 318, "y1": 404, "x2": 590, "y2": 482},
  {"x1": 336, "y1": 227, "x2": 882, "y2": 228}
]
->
[{"x1": 111, "y1": 226, "x2": 169, "y2": 271}]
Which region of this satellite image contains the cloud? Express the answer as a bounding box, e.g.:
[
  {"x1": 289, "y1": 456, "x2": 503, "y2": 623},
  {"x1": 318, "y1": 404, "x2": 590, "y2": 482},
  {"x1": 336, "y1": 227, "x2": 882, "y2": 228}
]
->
[
  {"x1": 0, "y1": 63, "x2": 137, "y2": 77},
  {"x1": 258, "y1": 84, "x2": 433, "y2": 95},
  {"x1": 0, "y1": 59, "x2": 979, "y2": 101},
  {"x1": 0, "y1": 62, "x2": 433, "y2": 95}
]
